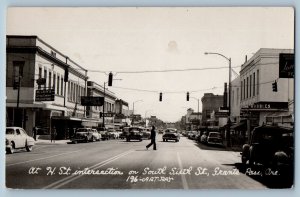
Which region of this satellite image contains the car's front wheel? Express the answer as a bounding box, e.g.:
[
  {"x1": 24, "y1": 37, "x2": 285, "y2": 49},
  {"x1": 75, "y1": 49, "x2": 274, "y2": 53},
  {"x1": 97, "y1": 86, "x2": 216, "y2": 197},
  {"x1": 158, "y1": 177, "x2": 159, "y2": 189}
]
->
[
  {"x1": 25, "y1": 142, "x2": 33, "y2": 152},
  {"x1": 7, "y1": 141, "x2": 15, "y2": 154}
]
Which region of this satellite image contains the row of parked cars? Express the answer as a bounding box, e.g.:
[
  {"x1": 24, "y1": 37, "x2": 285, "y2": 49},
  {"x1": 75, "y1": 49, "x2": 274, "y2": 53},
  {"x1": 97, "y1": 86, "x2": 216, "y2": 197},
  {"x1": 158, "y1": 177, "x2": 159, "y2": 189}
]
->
[{"x1": 184, "y1": 130, "x2": 223, "y2": 146}]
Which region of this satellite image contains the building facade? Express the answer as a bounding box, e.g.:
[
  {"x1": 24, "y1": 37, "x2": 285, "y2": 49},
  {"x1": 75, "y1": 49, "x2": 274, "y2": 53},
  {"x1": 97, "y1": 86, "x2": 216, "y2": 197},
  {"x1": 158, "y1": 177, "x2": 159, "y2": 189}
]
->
[
  {"x1": 86, "y1": 81, "x2": 117, "y2": 127},
  {"x1": 201, "y1": 93, "x2": 224, "y2": 126},
  {"x1": 240, "y1": 48, "x2": 294, "y2": 137},
  {"x1": 6, "y1": 35, "x2": 127, "y2": 139}
]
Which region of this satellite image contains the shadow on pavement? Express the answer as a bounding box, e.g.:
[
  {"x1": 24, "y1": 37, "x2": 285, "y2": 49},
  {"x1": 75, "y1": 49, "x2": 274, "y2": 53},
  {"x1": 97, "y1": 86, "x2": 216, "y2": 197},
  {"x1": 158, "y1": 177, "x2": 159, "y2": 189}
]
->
[{"x1": 222, "y1": 162, "x2": 294, "y2": 188}]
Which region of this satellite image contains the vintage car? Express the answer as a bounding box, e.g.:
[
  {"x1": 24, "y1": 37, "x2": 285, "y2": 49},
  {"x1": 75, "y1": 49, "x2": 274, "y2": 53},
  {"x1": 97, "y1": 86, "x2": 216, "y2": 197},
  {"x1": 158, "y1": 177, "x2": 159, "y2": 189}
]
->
[
  {"x1": 162, "y1": 128, "x2": 180, "y2": 142},
  {"x1": 70, "y1": 128, "x2": 94, "y2": 143},
  {"x1": 126, "y1": 127, "x2": 143, "y2": 142},
  {"x1": 6, "y1": 127, "x2": 35, "y2": 154},
  {"x1": 241, "y1": 125, "x2": 294, "y2": 171},
  {"x1": 207, "y1": 132, "x2": 223, "y2": 146}
]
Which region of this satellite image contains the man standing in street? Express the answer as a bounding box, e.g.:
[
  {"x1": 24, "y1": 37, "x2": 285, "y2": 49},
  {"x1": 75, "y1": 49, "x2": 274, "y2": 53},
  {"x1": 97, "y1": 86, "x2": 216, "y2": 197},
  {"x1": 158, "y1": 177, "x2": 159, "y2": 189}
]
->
[{"x1": 146, "y1": 126, "x2": 157, "y2": 150}]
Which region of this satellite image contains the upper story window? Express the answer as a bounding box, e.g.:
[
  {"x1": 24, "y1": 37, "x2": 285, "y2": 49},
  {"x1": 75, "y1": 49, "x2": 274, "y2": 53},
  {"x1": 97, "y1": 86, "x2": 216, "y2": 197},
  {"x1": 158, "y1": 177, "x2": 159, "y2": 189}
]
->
[
  {"x1": 48, "y1": 71, "x2": 52, "y2": 89},
  {"x1": 253, "y1": 72, "x2": 256, "y2": 97},
  {"x1": 249, "y1": 74, "x2": 252, "y2": 98},
  {"x1": 13, "y1": 61, "x2": 24, "y2": 89},
  {"x1": 57, "y1": 75, "x2": 60, "y2": 95},
  {"x1": 241, "y1": 81, "x2": 243, "y2": 101},
  {"x1": 44, "y1": 69, "x2": 47, "y2": 89},
  {"x1": 38, "y1": 67, "x2": 42, "y2": 89},
  {"x1": 257, "y1": 69, "x2": 259, "y2": 95},
  {"x1": 61, "y1": 77, "x2": 64, "y2": 95}
]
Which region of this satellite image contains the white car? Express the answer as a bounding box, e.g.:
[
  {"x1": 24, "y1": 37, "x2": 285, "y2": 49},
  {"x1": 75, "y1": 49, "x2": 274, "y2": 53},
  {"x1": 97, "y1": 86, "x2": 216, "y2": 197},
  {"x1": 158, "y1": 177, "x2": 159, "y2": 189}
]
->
[
  {"x1": 91, "y1": 129, "x2": 101, "y2": 141},
  {"x1": 6, "y1": 127, "x2": 35, "y2": 154}
]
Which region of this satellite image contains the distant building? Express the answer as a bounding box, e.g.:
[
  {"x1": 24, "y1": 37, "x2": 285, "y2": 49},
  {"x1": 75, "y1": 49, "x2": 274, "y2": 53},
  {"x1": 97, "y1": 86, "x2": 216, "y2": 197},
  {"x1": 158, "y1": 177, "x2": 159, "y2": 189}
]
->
[
  {"x1": 201, "y1": 93, "x2": 224, "y2": 126},
  {"x1": 114, "y1": 99, "x2": 130, "y2": 124},
  {"x1": 86, "y1": 81, "x2": 117, "y2": 127}
]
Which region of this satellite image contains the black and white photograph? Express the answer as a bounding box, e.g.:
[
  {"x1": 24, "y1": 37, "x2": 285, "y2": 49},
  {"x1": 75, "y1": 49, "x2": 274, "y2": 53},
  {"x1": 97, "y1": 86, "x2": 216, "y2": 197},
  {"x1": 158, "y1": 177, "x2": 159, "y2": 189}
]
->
[{"x1": 5, "y1": 7, "x2": 295, "y2": 189}]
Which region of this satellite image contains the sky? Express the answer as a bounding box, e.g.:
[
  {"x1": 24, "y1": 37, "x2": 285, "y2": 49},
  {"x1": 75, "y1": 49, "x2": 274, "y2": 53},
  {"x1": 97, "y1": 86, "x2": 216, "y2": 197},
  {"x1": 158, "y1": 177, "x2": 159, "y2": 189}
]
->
[{"x1": 6, "y1": 7, "x2": 294, "y2": 122}]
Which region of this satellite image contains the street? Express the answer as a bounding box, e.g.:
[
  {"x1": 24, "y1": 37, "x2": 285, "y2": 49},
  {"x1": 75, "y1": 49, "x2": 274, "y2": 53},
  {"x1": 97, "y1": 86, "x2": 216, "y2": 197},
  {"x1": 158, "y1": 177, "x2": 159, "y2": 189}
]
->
[{"x1": 6, "y1": 135, "x2": 284, "y2": 189}]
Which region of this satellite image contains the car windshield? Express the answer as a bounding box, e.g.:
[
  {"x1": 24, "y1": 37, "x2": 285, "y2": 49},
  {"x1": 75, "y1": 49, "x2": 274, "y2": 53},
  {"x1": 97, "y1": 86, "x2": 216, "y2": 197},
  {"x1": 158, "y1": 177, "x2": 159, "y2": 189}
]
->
[
  {"x1": 129, "y1": 127, "x2": 142, "y2": 132},
  {"x1": 165, "y1": 129, "x2": 176, "y2": 133},
  {"x1": 209, "y1": 132, "x2": 221, "y2": 138},
  {"x1": 6, "y1": 128, "x2": 14, "y2": 134}
]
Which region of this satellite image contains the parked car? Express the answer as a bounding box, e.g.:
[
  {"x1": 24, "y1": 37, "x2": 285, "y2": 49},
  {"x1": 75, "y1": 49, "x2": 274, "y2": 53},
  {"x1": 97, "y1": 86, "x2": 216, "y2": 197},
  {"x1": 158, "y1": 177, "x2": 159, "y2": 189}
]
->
[
  {"x1": 187, "y1": 131, "x2": 198, "y2": 140},
  {"x1": 97, "y1": 127, "x2": 110, "y2": 140},
  {"x1": 70, "y1": 128, "x2": 93, "y2": 143},
  {"x1": 6, "y1": 127, "x2": 35, "y2": 154},
  {"x1": 241, "y1": 125, "x2": 294, "y2": 172},
  {"x1": 162, "y1": 128, "x2": 180, "y2": 142},
  {"x1": 207, "y1": 132, "x2": 223, "y2": 146},
  {"x1": 126, "y1": 127, "x2": 143, "y2": 142},
  {"x1": 91, "y1": 129, "x2": 101, "y2": 141}
]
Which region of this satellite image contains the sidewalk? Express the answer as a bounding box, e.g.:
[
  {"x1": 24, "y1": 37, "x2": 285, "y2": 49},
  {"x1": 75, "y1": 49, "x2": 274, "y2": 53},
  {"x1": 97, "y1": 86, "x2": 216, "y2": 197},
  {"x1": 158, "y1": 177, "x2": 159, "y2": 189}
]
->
[
  {"x1": 34, "y1": 135, "x2": 71, "y2": 145},
  {"x1": 35, "y1": 139, "x2": 71, "y2": 145}
]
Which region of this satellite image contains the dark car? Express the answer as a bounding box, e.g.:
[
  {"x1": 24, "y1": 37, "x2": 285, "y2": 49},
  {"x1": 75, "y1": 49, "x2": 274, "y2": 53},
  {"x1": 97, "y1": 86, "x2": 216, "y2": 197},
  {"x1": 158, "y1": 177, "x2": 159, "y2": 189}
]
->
[
  {"x1": 207, "y1": 132, "x2": 223, "y2": 146},
  {"x1": 241, "y1": 125, "x2": 294, "y2": 171},
  {"x1": 162, "y1": 128, "x2": 180, "y2": 142},
  {"x1": 126, "y1": 131, "x2": 143, "y2": 142}
]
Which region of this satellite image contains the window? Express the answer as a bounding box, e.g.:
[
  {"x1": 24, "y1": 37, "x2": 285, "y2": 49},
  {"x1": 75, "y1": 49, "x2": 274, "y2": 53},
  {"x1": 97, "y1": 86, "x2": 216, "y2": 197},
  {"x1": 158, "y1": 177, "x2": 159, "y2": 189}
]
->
[
  {"x1": 68, "y1": 81, "x2": 71, "y2": 100},
  {"x1": 243, "y1": 79, "x2": 246, "y2": 99},
  {"x1": 38, "y1": 67, "x2": 42, "y2": 89},
  {"x1": 53, "y1": 73, "x2": 56, "y2": 92},
  {"x1": 246, "y1": 77, "x2": 249, "y2": 98},
  {"x1": 257, "y1": 70, "x2": 259, "y2": 95},
  {"x1": 253, "y1": 73, "x2": 256, "y2": 96},
  {"x1": 61, "y1": 77, "x2": 64, "y2": 95},
  {"x1": 13, "y1": 61, "x2": 24, "y2": 87},
  {"x1": 48, "y1": 71, "x2": 52, "y2": 89},
  {"x1": 236, "y1": 88, "x2": 239, "y2": 105},
  {"x1": 241, "y1": 81, "x2": 243, "y2": 100},
  {"x1": 44, "y1": 69, "x2": 47, "y2": 89},
  {"x1": 57, "y1": 75, "x2": 60, "y2": 95},
  {"x1": 249, "y1": 74, "x2": 252, "y2": 97}
]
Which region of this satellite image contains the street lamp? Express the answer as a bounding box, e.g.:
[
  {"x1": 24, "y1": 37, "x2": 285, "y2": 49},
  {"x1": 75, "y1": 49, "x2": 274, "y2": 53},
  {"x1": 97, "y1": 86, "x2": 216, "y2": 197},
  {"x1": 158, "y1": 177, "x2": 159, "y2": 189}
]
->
[{"x1": 204, "y1": 52, "x2": 232, "y2": 147}]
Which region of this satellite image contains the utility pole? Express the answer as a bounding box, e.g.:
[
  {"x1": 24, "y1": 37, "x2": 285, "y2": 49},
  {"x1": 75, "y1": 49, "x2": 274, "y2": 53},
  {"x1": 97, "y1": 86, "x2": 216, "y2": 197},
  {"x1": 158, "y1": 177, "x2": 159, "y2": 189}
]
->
[{"x1": 103, "y1": 82, "x2": 107, "y2": 128}]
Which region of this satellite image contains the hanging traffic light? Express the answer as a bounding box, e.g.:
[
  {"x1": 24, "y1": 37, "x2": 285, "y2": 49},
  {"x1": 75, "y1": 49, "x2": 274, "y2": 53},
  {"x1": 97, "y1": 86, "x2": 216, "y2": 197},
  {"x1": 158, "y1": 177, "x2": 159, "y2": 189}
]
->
[
  {"x1": 272, "y1": 81, "x2": 277, "y2": 92},
  {"x1": 108, "y1": 72, "x2": 113, "y2": 86},
  {"x1": 187, "y1": 92, "x2": 189, "y2": 101},
  {"x1": 159, "y1": 92, "x2": 162, "y2": 101}
]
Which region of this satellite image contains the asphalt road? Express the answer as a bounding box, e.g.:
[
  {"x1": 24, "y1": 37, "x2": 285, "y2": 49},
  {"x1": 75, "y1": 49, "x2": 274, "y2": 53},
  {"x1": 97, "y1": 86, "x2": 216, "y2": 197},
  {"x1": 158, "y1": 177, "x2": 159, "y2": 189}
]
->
[{"x1": 6, "y1": 135, "x2": 290, "y2": 189}]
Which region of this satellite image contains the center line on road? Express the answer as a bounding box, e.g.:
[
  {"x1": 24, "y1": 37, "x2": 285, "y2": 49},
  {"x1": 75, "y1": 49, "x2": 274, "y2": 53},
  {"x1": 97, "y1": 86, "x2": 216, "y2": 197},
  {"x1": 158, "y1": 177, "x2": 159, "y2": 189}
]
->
[
  {"x1": 6, "y1": 150, "x2": 83, "y2": 167},
  {"x1": 43, "y1": 149, "x2": 134, "y2": 189},
  {"x1": 177, "y1": 152, "x2": 189, "y2": 190}
]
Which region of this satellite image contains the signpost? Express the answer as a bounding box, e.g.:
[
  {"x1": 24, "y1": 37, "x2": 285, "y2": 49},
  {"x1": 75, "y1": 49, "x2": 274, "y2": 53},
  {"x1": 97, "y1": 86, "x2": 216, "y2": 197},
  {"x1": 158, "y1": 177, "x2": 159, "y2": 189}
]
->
[
  {"x1": 81, "y1": 96, "x2": 104, "y2": 106},
  {"x1": 279, "y1": 53, "x2": 294, "y2": 78},
  {"x1": 35, "y1": 89, "x2": 55, "y2": 101}
]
